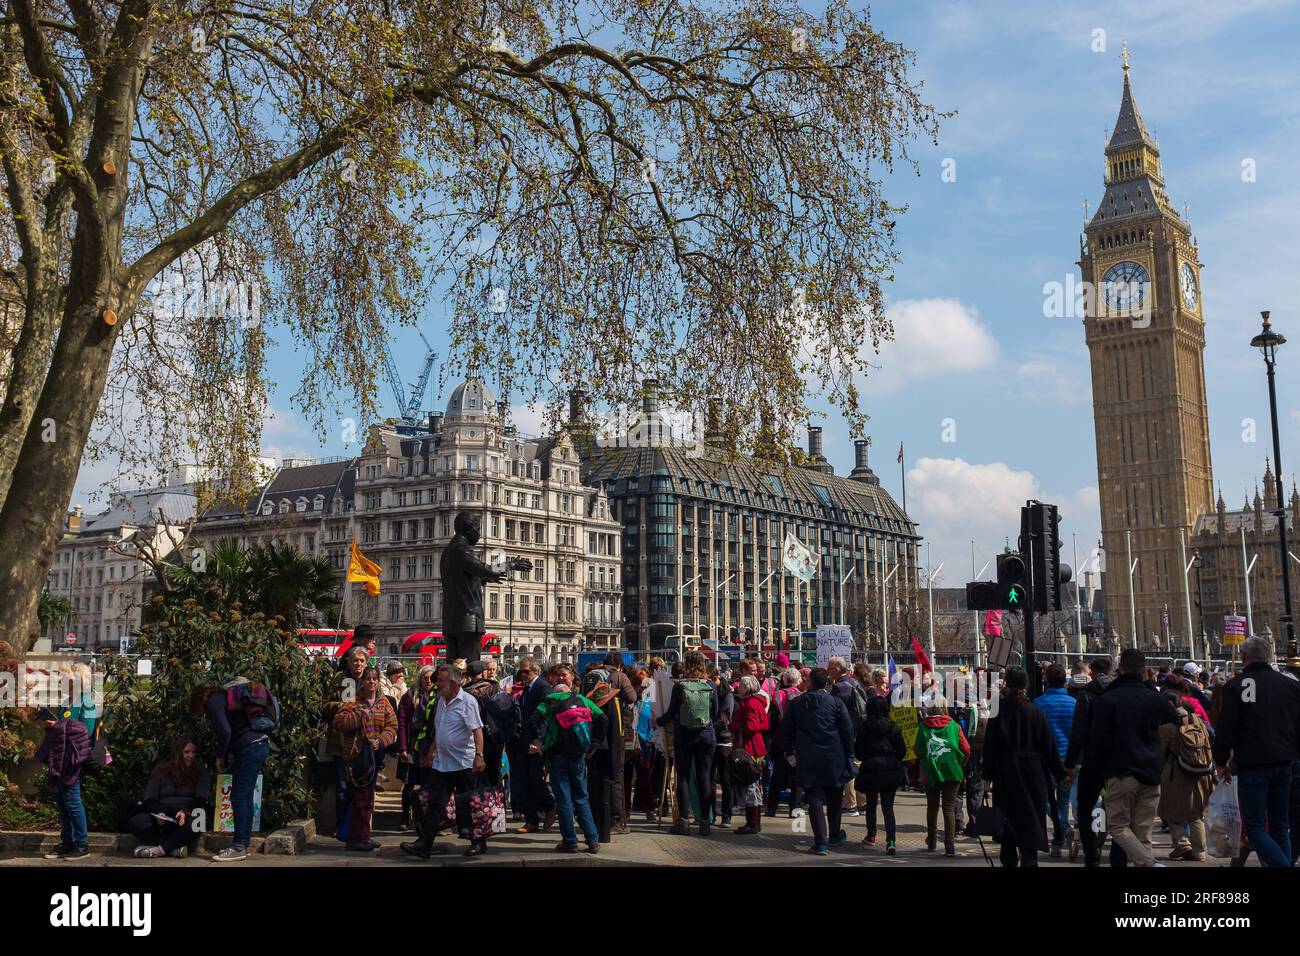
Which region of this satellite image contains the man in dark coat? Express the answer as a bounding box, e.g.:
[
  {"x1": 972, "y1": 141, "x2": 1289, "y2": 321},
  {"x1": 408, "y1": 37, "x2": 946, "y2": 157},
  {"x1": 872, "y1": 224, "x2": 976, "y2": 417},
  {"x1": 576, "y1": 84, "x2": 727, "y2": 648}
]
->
[
  {"x1": 1063, "y1": 656, "x2": 1119, "y2": 866},
  {"x1": 511, "y1": 656, "x2": 556, "y2": 832},
  {"x1": 1089, "y1": 648, "x2": 1178, "y2": 867},
  {"x1": 983, "y1": 666, "x2": 1063, "y2": 867},
  {"x1": 1212, "y1": 636, "x2": 1300, "y2": 867},
  {"x1": 782, "y1": 668, "x2": 854, "y2": 855},
  {"x1": 440, "y1": 511, "x2": 506, "y2": 664}
]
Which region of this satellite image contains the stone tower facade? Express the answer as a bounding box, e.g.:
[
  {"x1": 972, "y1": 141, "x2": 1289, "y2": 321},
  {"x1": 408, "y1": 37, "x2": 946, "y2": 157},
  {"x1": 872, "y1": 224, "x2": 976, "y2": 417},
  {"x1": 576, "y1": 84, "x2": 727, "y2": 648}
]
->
[{"x1": 1080, "y1": 47, "x2": 1214, "y2": 647}]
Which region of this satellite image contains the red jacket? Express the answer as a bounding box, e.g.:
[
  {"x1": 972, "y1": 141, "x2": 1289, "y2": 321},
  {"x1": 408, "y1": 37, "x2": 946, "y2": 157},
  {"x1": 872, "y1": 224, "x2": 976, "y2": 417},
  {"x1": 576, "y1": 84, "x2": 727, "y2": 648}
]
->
[{"x1": 730, "y1": 695, "x2": 770, "y2": 758}]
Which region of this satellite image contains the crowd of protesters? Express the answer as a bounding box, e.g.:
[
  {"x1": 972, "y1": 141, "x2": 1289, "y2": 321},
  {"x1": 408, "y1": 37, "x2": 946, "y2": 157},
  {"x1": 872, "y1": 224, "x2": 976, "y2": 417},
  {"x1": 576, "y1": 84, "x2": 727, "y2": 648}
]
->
[{"x1": 28, "y1": 633, "x2": 1300, "y2": 868}]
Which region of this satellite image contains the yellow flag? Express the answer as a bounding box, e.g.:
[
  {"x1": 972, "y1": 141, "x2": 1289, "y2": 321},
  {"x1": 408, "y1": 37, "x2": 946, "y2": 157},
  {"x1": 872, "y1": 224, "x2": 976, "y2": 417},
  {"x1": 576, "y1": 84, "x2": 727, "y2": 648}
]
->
[{"x1": 347, "y1": 539, "x2": 382, "y2": 596}]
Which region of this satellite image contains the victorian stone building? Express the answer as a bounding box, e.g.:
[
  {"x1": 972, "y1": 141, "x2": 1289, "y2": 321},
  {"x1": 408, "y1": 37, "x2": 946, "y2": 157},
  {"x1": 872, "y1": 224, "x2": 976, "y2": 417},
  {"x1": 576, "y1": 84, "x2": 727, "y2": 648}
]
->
[
  {"x1": 192, "y1": 457, "x2": 359, "y2": 581},
  {"x1": 44, "y1": 487, "x2": 197, "y2": 650},
  {"x1": 1189, "y1": 463, "x2": 1300, "y2": 655},
  {"x1": 1082, "y1": 51, "x2": 1215, "y2": 647},
  {"x1": 346, "y1": 379, "x2": 621, "y2": 661},
  {"x1": 185, "y1": 380, "x2": 623, "y2": 662}
]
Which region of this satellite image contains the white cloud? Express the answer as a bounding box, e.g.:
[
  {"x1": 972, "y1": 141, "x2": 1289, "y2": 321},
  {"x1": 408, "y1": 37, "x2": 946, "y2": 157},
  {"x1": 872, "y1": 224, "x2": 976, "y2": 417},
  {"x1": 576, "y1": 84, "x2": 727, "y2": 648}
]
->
[
  {"x1": 860, "y1": 298, "x2": 1000, "y2": 395},
  {"x1": 906, "y1": 456, "x2": 1101, "y2": 586},
  {"x1": 260, "y1": 405, "x2": 322, "y2": 463}
]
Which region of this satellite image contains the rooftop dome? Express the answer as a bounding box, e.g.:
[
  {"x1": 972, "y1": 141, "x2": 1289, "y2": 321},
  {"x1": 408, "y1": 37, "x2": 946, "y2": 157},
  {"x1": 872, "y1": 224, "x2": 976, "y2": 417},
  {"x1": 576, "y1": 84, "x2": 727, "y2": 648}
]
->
[{"x1": 445, "y1": 378, "x2": 496, "y2": 420}]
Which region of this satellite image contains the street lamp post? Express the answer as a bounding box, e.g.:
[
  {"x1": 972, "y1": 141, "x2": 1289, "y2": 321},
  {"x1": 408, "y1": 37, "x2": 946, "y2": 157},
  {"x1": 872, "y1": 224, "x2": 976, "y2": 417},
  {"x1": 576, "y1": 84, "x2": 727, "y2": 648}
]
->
[
  {"x1": 1193, "y1": 553, "x2": 1206, "y2": 661},
  {"x1": 1250, "y1": 311, "x2": 1299, "y2": 672}
]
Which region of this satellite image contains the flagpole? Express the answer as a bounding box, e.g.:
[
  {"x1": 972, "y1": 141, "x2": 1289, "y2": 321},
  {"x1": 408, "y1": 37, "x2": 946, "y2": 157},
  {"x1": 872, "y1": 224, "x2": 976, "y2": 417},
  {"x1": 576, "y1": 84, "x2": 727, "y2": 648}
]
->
[{"x1": 899, "y1": 443, "x2": 907, "y2": 516}]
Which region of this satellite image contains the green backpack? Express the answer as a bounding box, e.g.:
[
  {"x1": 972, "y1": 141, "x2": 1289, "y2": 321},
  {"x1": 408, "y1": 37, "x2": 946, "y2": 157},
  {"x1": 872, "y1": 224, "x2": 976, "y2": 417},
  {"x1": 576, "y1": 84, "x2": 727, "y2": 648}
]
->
[{"x1": 678, "y1": 680, "x2": 713, "y2": 730}]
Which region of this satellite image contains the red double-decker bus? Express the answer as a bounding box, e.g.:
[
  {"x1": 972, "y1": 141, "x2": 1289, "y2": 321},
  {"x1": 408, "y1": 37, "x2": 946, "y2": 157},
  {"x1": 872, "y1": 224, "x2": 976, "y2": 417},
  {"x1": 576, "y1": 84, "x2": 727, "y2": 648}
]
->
[
  {"x1": 401, "y1": 632, "x2": 503, "y2": 666},
  {"x1": 297, "y1": 629, "x2": 502, "y2": 665}
]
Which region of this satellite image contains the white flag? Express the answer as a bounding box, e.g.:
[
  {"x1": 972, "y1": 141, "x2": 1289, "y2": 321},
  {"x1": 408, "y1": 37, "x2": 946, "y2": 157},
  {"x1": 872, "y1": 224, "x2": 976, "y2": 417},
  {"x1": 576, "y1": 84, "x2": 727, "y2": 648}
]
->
[{"x1": 782, "y1": 532, "x2": 818, "y2": 583}]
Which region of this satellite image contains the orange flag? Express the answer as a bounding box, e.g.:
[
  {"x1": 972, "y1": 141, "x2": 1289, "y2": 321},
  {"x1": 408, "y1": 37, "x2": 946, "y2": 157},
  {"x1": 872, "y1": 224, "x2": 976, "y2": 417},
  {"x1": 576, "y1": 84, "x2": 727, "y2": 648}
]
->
[{"x1": 347, "y1": 539, "x2": 381, "y2": 596}]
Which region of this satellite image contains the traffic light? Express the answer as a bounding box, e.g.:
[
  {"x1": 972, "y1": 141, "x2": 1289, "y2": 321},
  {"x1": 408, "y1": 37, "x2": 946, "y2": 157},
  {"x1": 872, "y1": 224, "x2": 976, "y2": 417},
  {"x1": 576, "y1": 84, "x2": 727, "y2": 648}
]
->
[
  {"x1": 1021, "y1": 502, "x2": 1073, "y2": 612},
  {"x1": 997, "y1": 551, "x2": 1028, "y2": 612},
  {"x1": 965, "y1": 552, "x2": 1028, "y2": 611},
  {"x1": 965, "y1": 581, "x2": 999, "y2": 611}
]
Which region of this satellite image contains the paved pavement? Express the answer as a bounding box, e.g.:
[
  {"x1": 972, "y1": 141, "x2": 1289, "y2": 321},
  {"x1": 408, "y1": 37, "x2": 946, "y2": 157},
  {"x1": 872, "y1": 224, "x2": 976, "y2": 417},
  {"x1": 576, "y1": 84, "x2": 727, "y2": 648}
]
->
[{"x1": 0, "y1": 788, "x2": 1243, "y2": 867}]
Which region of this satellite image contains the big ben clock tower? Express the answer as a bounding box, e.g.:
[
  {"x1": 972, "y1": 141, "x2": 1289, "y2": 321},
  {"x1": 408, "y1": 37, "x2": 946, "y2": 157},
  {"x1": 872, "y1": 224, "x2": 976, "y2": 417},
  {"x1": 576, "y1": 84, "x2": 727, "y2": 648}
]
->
[{"x1": 1081, "y1": 44, "x2": 1214, "y2": 648}]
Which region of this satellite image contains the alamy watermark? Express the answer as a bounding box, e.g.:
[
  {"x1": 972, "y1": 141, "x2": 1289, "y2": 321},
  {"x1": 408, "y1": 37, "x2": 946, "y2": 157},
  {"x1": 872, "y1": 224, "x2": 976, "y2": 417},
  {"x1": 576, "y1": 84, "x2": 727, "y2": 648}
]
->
[
  {"x1": 1042, "y1": 274, "x2": 1153, "y2": 328},
  {"x1": 1, "y1": 667, "x2": 105, "y2": 710}
]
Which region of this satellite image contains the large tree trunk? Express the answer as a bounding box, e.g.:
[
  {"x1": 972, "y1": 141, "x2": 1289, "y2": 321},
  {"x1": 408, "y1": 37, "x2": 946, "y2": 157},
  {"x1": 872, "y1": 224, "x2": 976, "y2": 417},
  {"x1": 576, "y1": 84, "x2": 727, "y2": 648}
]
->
[
  {"x1": 0, "y1": 272, "x2": 60, "y2": 510},
  {"x1": 0, "y1": 242, "x2": 120, "y2": 649}
]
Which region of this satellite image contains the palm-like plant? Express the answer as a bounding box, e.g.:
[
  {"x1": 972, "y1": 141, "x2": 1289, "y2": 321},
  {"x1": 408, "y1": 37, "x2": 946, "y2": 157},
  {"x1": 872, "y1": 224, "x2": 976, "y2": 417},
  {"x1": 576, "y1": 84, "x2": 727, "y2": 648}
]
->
[
  {"x1": 37, "y1": 589, "x2": 74, "y2": 635},
  {"x1": 162, "y1": 538, "x2": 339, "y2": 625},
  {"x1": 246, "y1": 543, "x2": 341, "y2": 623}
]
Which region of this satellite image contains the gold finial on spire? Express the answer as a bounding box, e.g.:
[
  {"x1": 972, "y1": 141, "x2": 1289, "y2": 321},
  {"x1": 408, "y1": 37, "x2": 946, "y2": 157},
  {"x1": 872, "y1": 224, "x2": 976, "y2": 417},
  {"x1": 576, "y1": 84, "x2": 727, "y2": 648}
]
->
[{"x1": 1121, "y1": 39, "x2": 1131, "y2": 75}]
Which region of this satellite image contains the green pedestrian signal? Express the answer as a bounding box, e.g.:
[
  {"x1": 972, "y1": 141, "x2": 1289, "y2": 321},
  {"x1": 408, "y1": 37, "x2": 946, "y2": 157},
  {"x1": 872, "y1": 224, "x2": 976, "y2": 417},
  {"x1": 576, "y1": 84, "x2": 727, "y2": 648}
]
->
[{"x1": 997, "y1": 552, "x2": 1027, "y2": 612}]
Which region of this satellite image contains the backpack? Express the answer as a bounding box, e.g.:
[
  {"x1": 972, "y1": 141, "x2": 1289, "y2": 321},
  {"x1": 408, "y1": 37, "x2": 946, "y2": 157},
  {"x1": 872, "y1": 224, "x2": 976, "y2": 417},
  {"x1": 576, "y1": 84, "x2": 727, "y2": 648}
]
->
[
  {"x1": 1173, "y1": 716, "x2": 1213, "y2": 777},
  {"x1": 848, "y1": 682, "x2": 871, "y2": 732},
  {"x1": 225, "y1": 679, "x2": 278, "y2": 734},
  {"x1": 581, "y1": 669, "x2": 610, "y2": 698},
  {"x1": 678, "y1": 679, "x2": 712, "y2": 730},
  {"x1": 549, "y1": 693, "x2": 596, "y2": 758},
  {"x1": 480, "y1": 689, "x2": 520, "y2": 748}
]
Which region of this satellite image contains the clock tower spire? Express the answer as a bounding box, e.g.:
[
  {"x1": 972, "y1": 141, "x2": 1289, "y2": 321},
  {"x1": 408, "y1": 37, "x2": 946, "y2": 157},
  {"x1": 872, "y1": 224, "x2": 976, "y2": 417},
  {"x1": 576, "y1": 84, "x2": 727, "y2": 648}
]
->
[{"x1": 1079, "y1": 51, "x2": 1214, "y2": 650}]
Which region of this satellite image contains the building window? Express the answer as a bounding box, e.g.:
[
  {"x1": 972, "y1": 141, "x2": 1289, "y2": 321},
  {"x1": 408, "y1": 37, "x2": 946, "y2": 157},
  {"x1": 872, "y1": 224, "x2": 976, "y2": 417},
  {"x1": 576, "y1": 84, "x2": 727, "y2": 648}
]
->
[
  {"x1": 313, "y1": 495, "x2": 325, "y2": 511},
  {"x1": 421, "y1": 555, "x2": 434, "y2": 578},
  {"x1": 404, "y1": 594, "x2": 416, "y2": 619},
  {"x1": 391, "y1": 521, "x2": 403, "y2": 542},
  {"x1": 505, "y1": 593, "x2": 514, "y2": 620},
  {"x1": 490, "y1": 592, "x2": 499, "y2": 619},
  {"x1": 520, "y1": 598, "x2": 529, "y2": 621},
  {"x1": 388, "y1": 596, "x2": 400, "y2": 621},
  {"x1": 421, "y1": 592, "x2": 432, "y2": 619},
  {"x1": 534, "y1": 596, "x2": 544, "y2": 620}
]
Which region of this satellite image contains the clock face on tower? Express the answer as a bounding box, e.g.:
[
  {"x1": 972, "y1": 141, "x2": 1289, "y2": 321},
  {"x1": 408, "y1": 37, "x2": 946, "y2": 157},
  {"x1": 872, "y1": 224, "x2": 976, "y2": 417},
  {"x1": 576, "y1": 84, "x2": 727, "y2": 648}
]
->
[
  {"x1": 1101, "y1": 261, "x2": 1150, "y2": 313},
  {"x1": 1180, "y1": 262, "x2": 1198, "y2": 310}
]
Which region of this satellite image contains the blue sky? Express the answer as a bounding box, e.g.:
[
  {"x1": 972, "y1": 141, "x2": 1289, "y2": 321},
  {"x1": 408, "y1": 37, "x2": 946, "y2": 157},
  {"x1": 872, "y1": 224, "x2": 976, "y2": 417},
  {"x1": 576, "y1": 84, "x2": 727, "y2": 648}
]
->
[{"x1": 74, "y1": 0, "x2": 1300, "y2": 589}]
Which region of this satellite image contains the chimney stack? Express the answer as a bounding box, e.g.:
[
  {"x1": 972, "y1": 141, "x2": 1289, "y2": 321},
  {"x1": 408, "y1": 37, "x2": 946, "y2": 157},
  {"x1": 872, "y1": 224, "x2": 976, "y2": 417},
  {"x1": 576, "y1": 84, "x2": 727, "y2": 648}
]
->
[
  {"x1": 569, "y1": 388, "x2": 589, "y2": 426},
  {"x1": 705, "y1": 397, "x2": 724, "y2": 446},
  {"x1": 848, "y1": 438, "x2": 879, "y2": 485},
  {"x1": 641, "y1": 378, "x2": 659, "y2": 415},
  {"x1": 807, "y1": 425, "x2": 823, "y2": 459}
]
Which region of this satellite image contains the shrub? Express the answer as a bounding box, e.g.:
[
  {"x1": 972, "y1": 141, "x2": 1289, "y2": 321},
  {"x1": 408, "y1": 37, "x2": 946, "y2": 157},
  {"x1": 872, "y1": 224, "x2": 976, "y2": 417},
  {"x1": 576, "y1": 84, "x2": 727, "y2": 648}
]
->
[{"x1": 81, "y1": 599, "x2": 335, "y2": 832}]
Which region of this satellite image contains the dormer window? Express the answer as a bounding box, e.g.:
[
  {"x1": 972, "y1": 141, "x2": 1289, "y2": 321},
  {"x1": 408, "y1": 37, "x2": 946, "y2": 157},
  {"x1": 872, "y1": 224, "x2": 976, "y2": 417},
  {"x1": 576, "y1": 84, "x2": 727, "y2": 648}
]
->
[
  {"x1": 296, "y1": 497, "x2": 308, "y2": 512},
  {"x1": 278, "y1": 500, "x2": 289, "y2": 514},
  {"x1": 261, "y1": 501, "x2": 273, "y2": 516},
  {"x1": 314, "y1": 495, "x2": 325, "y2": 511}
]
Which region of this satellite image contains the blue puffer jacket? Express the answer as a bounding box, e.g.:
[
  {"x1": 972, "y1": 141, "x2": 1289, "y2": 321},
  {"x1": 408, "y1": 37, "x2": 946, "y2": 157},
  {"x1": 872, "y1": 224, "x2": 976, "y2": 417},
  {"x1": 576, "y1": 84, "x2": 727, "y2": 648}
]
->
[{"x1": 1033, "y1": 687, "x2": 1075, "y2": 760}]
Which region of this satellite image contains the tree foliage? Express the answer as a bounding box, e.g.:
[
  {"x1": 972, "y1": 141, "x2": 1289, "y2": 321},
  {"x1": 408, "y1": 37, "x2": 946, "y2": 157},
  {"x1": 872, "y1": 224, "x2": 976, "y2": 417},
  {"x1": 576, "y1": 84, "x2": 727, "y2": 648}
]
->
[
  {"x1": 81, "y1": 599, "x2": 335, "y2": 832},
  {"x1": 158, "y1": 538, "x2": 340, "y2": 625},
  {"x1": 0, "y1": 0, "x2": 944, "y2": 646}
]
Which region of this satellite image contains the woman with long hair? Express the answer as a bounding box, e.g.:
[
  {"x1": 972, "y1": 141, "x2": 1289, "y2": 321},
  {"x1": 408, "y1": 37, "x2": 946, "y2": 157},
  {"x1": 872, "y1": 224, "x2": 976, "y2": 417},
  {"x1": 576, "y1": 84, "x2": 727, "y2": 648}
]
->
[
  {"x1": 854, "y1": 694, "x2": 906, "y2": 854},
  {"x1": 396, "y1": 664, "x2": 435, "y2": 830},
  {"x1": 129, "y1": 735, "x2": 210, "y2": 858},
  {"x1": 338, "y1": 666, "x2": 397, "y2": 852}
]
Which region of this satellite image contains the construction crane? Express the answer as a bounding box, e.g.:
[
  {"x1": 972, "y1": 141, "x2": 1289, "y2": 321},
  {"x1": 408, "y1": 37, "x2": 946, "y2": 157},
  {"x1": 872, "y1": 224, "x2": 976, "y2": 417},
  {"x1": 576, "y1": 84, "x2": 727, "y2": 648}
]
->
[{"x1": 380, "y1": 331, "x2": 437, "y2": 434}]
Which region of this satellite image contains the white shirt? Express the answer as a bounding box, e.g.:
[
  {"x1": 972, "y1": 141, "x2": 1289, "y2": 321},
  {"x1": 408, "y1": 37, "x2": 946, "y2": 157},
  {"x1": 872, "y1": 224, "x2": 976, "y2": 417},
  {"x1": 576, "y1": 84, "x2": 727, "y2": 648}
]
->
[{"x1": 432, "y1": 687, "x2": 483, "y2": 772}]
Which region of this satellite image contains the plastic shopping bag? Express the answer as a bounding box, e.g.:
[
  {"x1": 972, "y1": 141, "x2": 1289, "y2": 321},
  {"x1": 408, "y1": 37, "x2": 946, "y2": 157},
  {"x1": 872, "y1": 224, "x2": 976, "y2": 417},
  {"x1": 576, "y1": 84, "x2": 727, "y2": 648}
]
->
[{"x1": 1206, "y1": 777, "x2": 1241, "y2": 859}]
